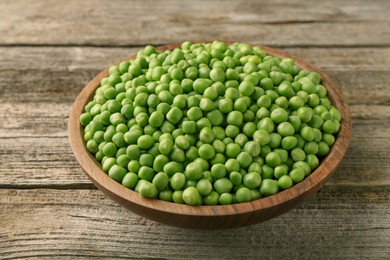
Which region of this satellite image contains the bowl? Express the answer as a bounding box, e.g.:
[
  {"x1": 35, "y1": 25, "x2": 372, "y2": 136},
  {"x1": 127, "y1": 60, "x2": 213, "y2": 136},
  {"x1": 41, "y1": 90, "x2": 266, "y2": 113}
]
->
[{"x1": 68, "y1": 43, "x2": 352, "y2": 229}]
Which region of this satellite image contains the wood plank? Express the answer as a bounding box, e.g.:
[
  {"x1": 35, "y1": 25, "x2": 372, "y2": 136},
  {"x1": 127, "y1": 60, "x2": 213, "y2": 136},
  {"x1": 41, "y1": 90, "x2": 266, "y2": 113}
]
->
[
  {"x1": 0, "y1": 0, "x2": 389, "y2": 47},
  {"x1": 1, "y1": 47, "x2": 388, "y2": 71},
  {"x1": 0, "y1": 46, "x2": 389, "y2": 187},
  {"x1": 0, "y1": 47, "x2": 389, "y2": 105},
  {"x1": 0, "y1": 187, "x2": 389, "y2": 259},
  {"x1": 0, "y1": 119, "x2": 389, "y2": 187}
]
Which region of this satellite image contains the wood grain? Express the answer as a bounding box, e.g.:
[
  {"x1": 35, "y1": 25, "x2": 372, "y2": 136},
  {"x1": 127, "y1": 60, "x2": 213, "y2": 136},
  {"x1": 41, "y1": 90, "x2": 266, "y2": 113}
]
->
[
  {"x1": 0, "y1": 0, "x2": 389, "y2": 256},
  {"x1": 1, "y1": 188, "x2": 389, "y2": 259},
  {"x1": 0, "y1": 47, "x2": 389, "y2": 187},
  {"x1": 0, "y1": 0, "x2": 389, "y2": 47}
]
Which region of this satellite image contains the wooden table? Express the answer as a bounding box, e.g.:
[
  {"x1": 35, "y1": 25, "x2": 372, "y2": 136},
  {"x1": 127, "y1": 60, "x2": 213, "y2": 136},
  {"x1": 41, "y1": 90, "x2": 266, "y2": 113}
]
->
[{"x1": 1, "y1": 0, "x2": 389, "y2": 258}]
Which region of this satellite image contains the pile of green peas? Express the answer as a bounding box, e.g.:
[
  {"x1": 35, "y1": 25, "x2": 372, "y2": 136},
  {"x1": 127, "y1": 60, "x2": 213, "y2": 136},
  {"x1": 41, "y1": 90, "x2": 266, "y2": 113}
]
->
[{"x1": 80, "y1": 41, "x2": 341, "y2": 205}]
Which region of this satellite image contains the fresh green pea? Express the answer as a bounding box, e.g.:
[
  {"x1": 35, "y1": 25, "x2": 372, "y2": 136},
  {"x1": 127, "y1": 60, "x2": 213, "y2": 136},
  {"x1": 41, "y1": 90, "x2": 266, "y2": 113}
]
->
[
  {"x1": 260, "y1": 179, "x2": 279, "y2": 196},
  {"x1": 185, "y1": 162, "x2": 203, "y2": 181},
  {"x1": 277, "y1": 122, "x2": 295, "y2": 137},
  {"x1": 224, "y1": 125, "x2": 239, "y2": 138},
  {"x1": 236, "y1": 151, "x2": 253, "y2": 169},
  {"x1": 139, "y1": 181, "x2": 158, "y2": 198},
  {"x1": 269, "y1": 133, "x2": 284, "y2": 149},
  {"x1": 243, "y1": 172, "x2": 261, "y2": 189},
  {"x1": 122, "y1": 172, "x2": 139, "y2": 189},
  {"x1": 196, "y1": 179, "x2": 213, "y2": 196},
  {"x1": 291, "y1": 147, "x2": 306, "y2": 161},
  {"x1": 257, "y1": 117, "x2": 274, "y2": 133},
  {"x1": 211, "y1": 164, "x2": 227, "y2": 179},
  {"x1": 202, "y1": 191, "x2": 218, "y2": 205},
  {"x1": 182, "y1": 187, "x2": 202, "y2": 205},
  {"x1": 270, "y1": 107, "x2": 288, "y2": 123},
  {"x1": 278, "y1": 175, "x2": 293, "y2": 189},
  {"x1": 218, "y1": 193, "x2": 233, "y2": 205},
  {"x1": 108, "y1": 165, "x2": 127, "y2": 182},
  {"x1": 214, "y1": 178, "x2": 233, "y2": 194},
  {"x1": 244, "y1": 141, "x2": 261, "y2": 157},
  {"x1": 289, "y1": 168, "x2": 305, "y2": 183},
  {"x1": 235, "y1": 187, "x2": 252, "y2": 203},
  {"x1": 198, "y1": 143, "x2": 215, "y2": 159}
]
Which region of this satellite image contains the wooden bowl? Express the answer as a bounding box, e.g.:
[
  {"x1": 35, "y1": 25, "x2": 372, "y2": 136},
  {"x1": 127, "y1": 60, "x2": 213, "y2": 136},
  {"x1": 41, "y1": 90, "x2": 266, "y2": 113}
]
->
[{"x1": 68, "y1": 43, "x2": 352, "y2": 229}]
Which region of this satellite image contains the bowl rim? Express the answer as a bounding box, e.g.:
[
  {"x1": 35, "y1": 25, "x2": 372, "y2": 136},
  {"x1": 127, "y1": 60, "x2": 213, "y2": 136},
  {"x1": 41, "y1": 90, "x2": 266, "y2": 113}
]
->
[{"x1": 68, "y1": 42, "x2": 352, "y2": 219}]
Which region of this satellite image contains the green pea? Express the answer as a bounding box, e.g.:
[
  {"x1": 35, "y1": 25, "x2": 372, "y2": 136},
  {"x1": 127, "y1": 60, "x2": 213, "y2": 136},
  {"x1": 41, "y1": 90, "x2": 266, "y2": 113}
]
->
[
  {"x1": 163, "y1": 161, "x2": 184, "y2": 177},
  {"x1": 289, "y1": 168, "x2": 305, "y2": 183},
  {"x1": 199, "y1": 127, "x2": 216, "y2": 144},
  {"x1": 198, "y1": 143, "x2": 215, "y2": 159},
  {"x1": 152, "y1": 172, "x2": 169, "y2": 191},
  {"x1": 301, "y1": 126, "x2": 315, "y2": 141},
  {"x1": 122, "y1": 172, "x2": 139, "y2": 189},
  {"x1": 196, "y1": 179, "x2": 213, "y2": 196},
  {"x1": 278, "y1": 175, "x2": 293, "y2": 189},
  {"x1": 108, "y1": 165, "x2": 127, "y2": 182},
  {"x1": 80, "y1": 112, "x2": 93, "y2": 126},
  {"x1": 151, "y1": 154, "x2": 168, "y2": 173},
  {"x1": 291, "y1": 147, "x2": 306, "y2": 161},
  {"x1": 225, "y1": 143, "x2": 241, "y2": 158},
  {"x1": 257, "y1": 117, "x2": 274, "y2": 133},
  {"x1": 243, "y1": 172, "x2": 261, "y2": 189},
  {"x1": 227, "y1": 111, "x2": 244, "y2": 126},
  {"x1": 239, "y1": 81, "x2": 255, "y2": 96},
  {"x1": 257, "y1": 95, "x2": 272, "y2": 109},
  {"x1": 244, "y1": 141, "x2": 261, "y2": 157},
  {"x1": 236, "y1": 187, "x2": 252, "y2": 203},
  {"x1": 236, "y1": 151, "x2": 253, "y2": 169},
  {"x1": 166, "y1": 107, "x2": 183, "y2": 124},
  {"x1": 187, "y1": 107, "x2": 203, "y2": 121},
  {"x1": 218, "y1": 98, "x2": 233, "y2": 114},
  {"x1": 304, "y1": 141, "x2": 319, "y2": 155},
  {"x1": 292, "y1": 161, "x2": 312, "y2": 177},
  {"x1": 172, "y1": 190, "x2": 185, "y2": 204},
  {"x1": 170, "y1": 147, "x2": 185, "y2": 163},
  {"x1": 225, "y1": 87, "x2": 240, "y2": 100},
  {"x1": 265, "y1": 130, "x2": 280, "y2": 147},
  {"x1": 137, "y1": 135, "x2": 155, "y2": 150},
  {"x1": 281, "y1": 136, "x2": 298, "y2": 150},
  {"x1": 170, "y1": 172, "x2": 186, "y2": 190},
  {"x1": 182, "y1": 187, "x2": 202, "y2": 205},
  {"x1": 211, "y1": 164, "x2": 227, "y2": 179},
  {"x1": 218, "y1": 193, "x2": 233, "y2": 205},
  {"x1": 317, "y1": 141, "x2": 330, "y2": 156},
  {"x1": 137, "y1": 166, "x2": 154, "y2": 181},
  {"x1": 185, "y1": 162, "x2": 204, "y2": 181},
  {"x1": 206, "y1": 110, "x2": 224, "y2": 126},
  {"x1": 265, "y1": 152, "x2": 282, "y2": 168},
  {"x1": 139, "y1": 181, "x2": 158, "y2": 198},
  {"x1": 270, "y1": 107, "x2": 288, "y2": 123},
  {"x1": 260, "y1": 179, "x2": 279, "y2": 196},
  {"x1": 214, "y1": 178, "x2": 233, "y2": 194},
  {"x1": 194, "y1": 157, "x2": 209, "y2": 171},
  {"x1": 305, "y1": 154, "x2": 320, "y2": 170},
  {"x1": 277, "y1": 122, "x2": 295, "y2": 137},
  {"x1": 202, "y1": 191, "x2": 219, "y2": 205},
  {"x1": 210, "y1": 67, "x2": 226, "y2": 82},
  {"x1": 297, "y1": 107, "x2": 313, "y2": 123},
  {"x1": 260, "y1": 77, "x2": 273, "y2": 90},
  {"x1": 213, "y1": 126, "x2": 226, "y2": 140}
]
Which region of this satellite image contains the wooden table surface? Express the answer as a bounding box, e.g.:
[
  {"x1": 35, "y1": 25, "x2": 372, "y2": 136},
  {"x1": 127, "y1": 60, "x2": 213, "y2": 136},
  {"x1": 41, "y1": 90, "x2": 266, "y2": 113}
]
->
[{"x1": 1, "y1": 0, "x2": 389, "y2": 259}]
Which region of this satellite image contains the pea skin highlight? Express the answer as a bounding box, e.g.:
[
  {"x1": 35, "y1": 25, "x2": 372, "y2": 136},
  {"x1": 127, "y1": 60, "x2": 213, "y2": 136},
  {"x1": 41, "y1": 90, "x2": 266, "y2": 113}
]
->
[{"x1": 81, "y1": 41, "x2": 342, "y2": 205}]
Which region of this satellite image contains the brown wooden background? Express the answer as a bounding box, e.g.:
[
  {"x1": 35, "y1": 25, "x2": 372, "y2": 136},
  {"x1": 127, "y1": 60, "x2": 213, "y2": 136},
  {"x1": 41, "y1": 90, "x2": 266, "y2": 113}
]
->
[{"x1": 1, "y1": 0, "x2": 389, "y2": 258}]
